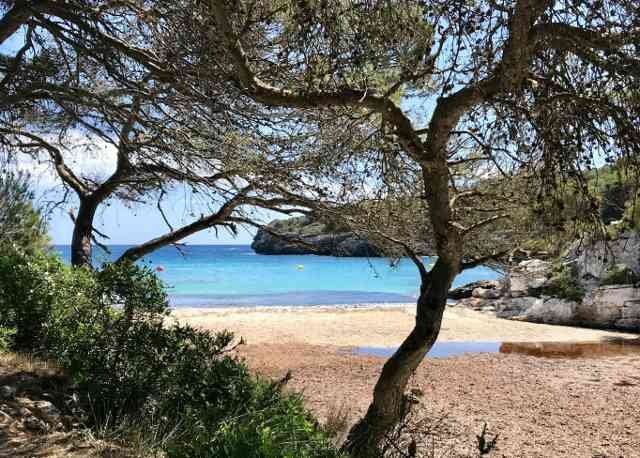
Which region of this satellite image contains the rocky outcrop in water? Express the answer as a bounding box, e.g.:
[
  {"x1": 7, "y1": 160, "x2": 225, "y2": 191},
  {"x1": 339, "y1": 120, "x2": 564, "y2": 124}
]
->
[{"x1": 251, "y1": 216, "x2": 382, "y2": 256}]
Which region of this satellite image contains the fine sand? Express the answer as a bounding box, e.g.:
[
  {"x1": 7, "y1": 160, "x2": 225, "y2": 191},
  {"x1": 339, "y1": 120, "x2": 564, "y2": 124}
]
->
[
  {"x1": 175, "y1": 305, "x2": 640, "y2": 457},
  {"x1": 172, "y1": 304, "x2": 634, "y2": 347}
]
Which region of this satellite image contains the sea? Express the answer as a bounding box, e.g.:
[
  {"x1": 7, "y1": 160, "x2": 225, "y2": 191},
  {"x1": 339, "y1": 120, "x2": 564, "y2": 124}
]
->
[{"x1": 54, "y1": 244, "x2": 499, "y2": 308}]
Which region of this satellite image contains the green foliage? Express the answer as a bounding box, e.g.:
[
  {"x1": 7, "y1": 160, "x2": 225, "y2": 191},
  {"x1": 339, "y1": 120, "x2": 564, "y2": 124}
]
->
[
  {"x1": 621, "y1": 195, "x2": 640, "y2": 231},
  {"x1": 168, "y1": 379, "x2": 345, "y2": 458},
  {"x1": 600, "y1": 182, "x2": 629, "y2": 224},
  {"x1": 0, "y1": 327, "x2": 16, "y2": 352},
  {"x1": 34, "y1": 260, "x2": 342, "y2": 457},
  {"x1": 0, "y1": 172, "x2": 49, "y2": 254},
  {"x1": 599, "y1": 264, "x2": 639, "y2": 286},
  {"x1": 0, "y1": 247, "x2": 80, "y2": 351},
  {"x1": 0, "y1": 173, "x2": 58, "y2": 350},
  {"x1": 0, "y1": 185, "x2": 341, "y2": 456},
  {"x1": 539, "y1": 263, "x2": 585, "y2": 302}
]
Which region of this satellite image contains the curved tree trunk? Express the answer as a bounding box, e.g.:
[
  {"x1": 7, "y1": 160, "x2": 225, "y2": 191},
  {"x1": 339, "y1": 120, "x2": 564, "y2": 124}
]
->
[
  {"x1": 343, "y1": 257, "x2": 460, "y2": 456},
  {"x1": 70, "y1": 197, "x2": 100, "y2": 267}
]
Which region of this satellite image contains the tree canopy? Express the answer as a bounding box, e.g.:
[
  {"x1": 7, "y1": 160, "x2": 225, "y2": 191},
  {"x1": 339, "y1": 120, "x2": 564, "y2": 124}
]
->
[{"x1": 2, "y1": 1, "x2": 640, "y2": 455}]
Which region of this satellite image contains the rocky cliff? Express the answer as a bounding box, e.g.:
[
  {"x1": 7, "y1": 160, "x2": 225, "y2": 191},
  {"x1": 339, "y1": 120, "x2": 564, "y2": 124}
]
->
[
  {"x1": 449, "y1": 254, "x2": 640, "y2": 332},
  {"x1": 251, "y1": 216, "x2": 382, "y2": 257}
]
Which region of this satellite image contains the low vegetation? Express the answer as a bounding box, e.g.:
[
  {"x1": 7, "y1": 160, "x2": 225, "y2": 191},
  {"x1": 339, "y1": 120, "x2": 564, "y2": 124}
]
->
[
  {"x1": 599, "y1": 264, "x2": 640, "y2": 287},
  {"x1": 535, "y1": 263, "x2": 585, "y2": 303},
  {"x1": 0, "y1": 252, "x2": 345, "y2": 457},
  {"x1": 0, "y1": 178, "x2": 344, "y2": 458}
]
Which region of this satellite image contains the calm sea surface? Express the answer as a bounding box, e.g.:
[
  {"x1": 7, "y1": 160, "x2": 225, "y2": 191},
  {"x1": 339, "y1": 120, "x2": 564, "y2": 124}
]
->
[{"x1": 54, "y1": 245, "x2": 498, "y2": 307}]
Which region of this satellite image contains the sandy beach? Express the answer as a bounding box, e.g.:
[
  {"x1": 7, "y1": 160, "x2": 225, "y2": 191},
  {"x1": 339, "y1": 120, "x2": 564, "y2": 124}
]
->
[
  {"x1": 173, "y1": 304, "x2": 634, "y2": 346},
  {"x1": 175, "y1": 305, "x2": 640, "y2": 457}
]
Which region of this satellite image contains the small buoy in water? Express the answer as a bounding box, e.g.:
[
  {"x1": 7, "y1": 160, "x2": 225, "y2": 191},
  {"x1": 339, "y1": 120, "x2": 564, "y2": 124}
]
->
[
  {"x1": 296, "y1": 264, "x2": 304, "y2": 271},
  {"x1": 155, "y1": 265, "x2": 165, "y2": 272}
]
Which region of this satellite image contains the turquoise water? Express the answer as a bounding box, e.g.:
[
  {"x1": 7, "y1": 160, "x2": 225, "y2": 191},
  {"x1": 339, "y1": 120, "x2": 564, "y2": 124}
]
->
[{"x1": 54, "y1": 245, "x2": 498, "y2": 307}]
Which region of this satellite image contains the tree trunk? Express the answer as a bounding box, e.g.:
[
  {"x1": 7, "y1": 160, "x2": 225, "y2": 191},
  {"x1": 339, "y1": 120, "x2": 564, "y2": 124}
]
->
[
  {"x1": 70, "y1": 198, "x2": 99, "y2": 267},
  {"x1": 343, "y1": 256, "x2": 460, "y2": 457}
]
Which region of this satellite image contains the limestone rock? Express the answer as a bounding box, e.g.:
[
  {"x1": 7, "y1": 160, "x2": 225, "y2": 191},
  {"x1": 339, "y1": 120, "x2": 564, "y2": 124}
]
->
[
  {"x1": 599, "y1": 263, "x2": 640, "y2": 286},
  {"x1": 458, "y1": 297, "x2": 489, "y2": 310},
  {"x1": 448, "y1": 280, "x2": 501, "y2": 300},
  {"x1": 494, "y1": 284, "x2": 640, "y2": 331},
  {"x1": 568, "y1": 232, "x2": 640, "y2": 286},
  {"x1": 472, "y1": 287, "x2": 502, "y2": 300},
  {"x1": 578, "y1": 285, "x2": 640, "y2": 330},
  {"x1": 507, "y1": 259, "x2": 552, "y2": 297},
  {"x1": 252, "y1": 215, "x2": 433, "y2": 256},
  {"x1": 495, "y1": 297, "x2": 540, "y2": 319},
  {"x1": 251, "y1": 216, "x2": 382, "y2": 256},
  {"x1": 522, "y1": 298, "x2": 578, "y2": 324},
  {"x1": 0, "y1": 385, "x2": 16, "y2": 400}
]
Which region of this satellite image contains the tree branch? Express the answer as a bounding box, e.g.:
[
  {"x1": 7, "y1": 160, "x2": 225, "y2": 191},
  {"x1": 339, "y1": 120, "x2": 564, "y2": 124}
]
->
[
  {"x1": 115, "y1": 186, "x2": 253, "y2": 263},
  {"x1": 462, "y1": 214, "x2": 510, "y2": 235},
  {"x1": 209, "y1": 0, "x2": 427, "y2": 163},
  {"x1": 0, "y1": 128, "x2": 88, "y2": 196},
  {"x1": 460, "y1": 250, "x2": 510, "y2": 271}
]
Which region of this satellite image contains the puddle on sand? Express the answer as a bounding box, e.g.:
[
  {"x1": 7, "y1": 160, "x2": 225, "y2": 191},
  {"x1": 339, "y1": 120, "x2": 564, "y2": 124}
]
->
[
  {"x1": 352, "y1": 338, "x2": 640, "y2": 359},
  {"x1": 353, "y1": 341, "x2": 502, "y2": 359},
  {"x1": 499, "y1": 338, "x2": 640, "y2": 359}
]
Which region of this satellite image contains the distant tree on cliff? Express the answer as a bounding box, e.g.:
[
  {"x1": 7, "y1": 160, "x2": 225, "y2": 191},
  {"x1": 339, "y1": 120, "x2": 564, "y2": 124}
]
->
[{"x1": 180, "y1": 1, "x2": 640, "y2": 455}]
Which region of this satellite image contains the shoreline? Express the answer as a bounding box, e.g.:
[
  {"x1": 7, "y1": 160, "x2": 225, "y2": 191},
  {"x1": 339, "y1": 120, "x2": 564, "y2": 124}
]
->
[
  {"x1": 171, "y1": 301, "x2": 415, "y2": 314},
  {"x1": 173, "y1": 303, "x2": 635, "y2": 347}
]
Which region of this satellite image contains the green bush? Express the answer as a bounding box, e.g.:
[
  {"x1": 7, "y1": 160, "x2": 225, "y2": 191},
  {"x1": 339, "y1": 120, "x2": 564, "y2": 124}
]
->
[
  {"x1": 44, "y1": 261, "x2": 342, "y2": 457},
  {"x1": 621, "y1": 195, "x2": 640, "y2": 230},
  {"x1": 537, "y1": 262, "x2": 585, "y2": 302},
  {"x1": 0, "y1": 172, "x2": 49, "y2": 253},
  {"x1": 168, "y1": 379, "x2": 345, "y2": 458},
  {"x1": 0, "y1": 229, "x2": 341, "y2": 457},
  {"x1": 599, "y1": 264, "x2": 639, "y2": 286},
  {"x1": 0, "y1": 327, "x2": 16, "y2": 352},
  {"x1": 0, "y1": 247, "x2": 84, "y2": 351}
]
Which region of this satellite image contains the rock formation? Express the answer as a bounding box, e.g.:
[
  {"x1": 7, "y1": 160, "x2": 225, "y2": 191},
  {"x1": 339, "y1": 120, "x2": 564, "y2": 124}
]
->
[
  {"x1": 251, "y1": 216, "x2": 381, "y2": 256},
  {"x1": 451, "y1": 255, "x2": 640, "y2": 332}
]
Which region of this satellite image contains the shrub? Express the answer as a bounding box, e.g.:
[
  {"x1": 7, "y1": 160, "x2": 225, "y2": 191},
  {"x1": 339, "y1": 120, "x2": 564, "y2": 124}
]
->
[
  {"x1": 0, "y1": 247, "x2": 88, "y2": 351},
  {"x1": 538, "y1": 262, "x2": 585, "y2": 302},
  {"x1": 0, "y1": 172, "x2": 49, "y2": 253},
  {"x1": 168, "y1": 379, "x2": 345, "y2": 458},
  {"x1": 621, "y1": 195, "x2": 640, "y2": 231},
  {"x1": 45, "y1": 262, "x2": 342, "y2": 457},
  {"x1": 599, "y1": 264, "x2": 639, "y2": 286},
  {"x1": 600, "y1": 182, "x2": 629, "y2": 224},
  {"x1": 0, "y1": 240, "x2": 342, "y2": 456},
  {"x1": 0, "y1": 327, "x2": 16, "y2": 352}
]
